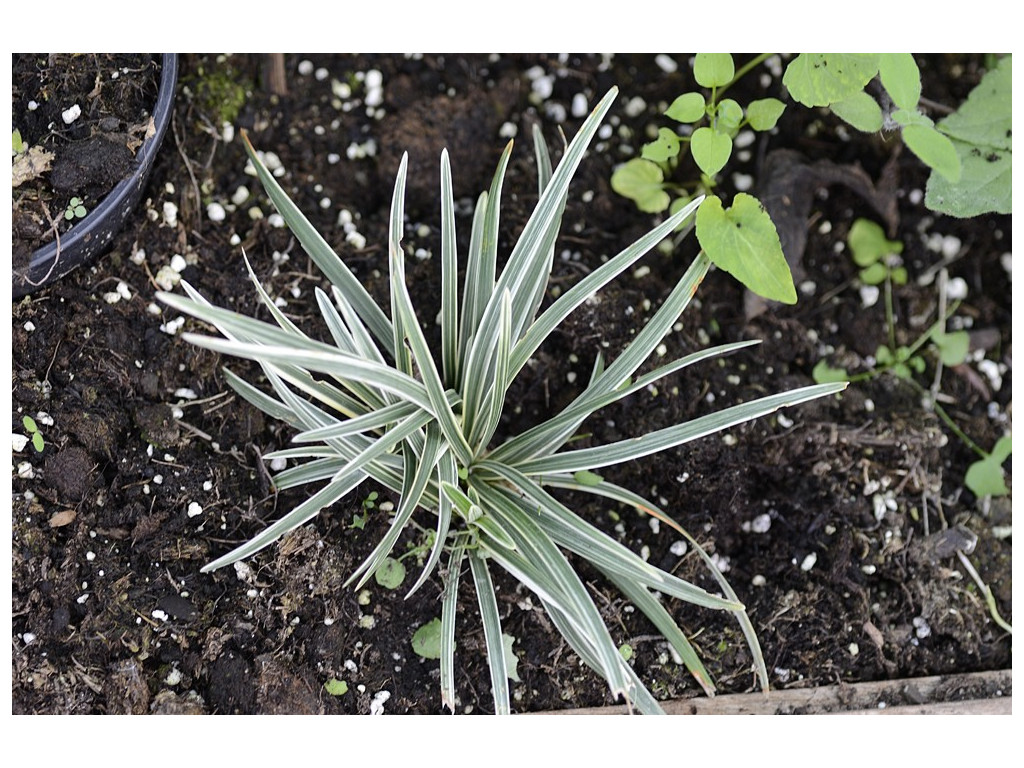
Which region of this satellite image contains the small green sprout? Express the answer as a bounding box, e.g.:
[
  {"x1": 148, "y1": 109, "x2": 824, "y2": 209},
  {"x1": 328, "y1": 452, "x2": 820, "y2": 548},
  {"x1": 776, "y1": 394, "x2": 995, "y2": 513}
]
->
[
  {"x1": 412, "y1": 618, "x2": 443, "y2": 660},
  {"x1": 848, "y1": 218, "x2": 906, "y2": 287},
  {"x1": 373, "y1": 556, "x2": 407, "y2": 590},
  {"x1": 22, "y1": 416, "x2": 45, "y2": 453},
  {"x1": 13, "y1": 128, "x2": 26, "y2": 156},
  {"x1": 814, "y1": 219, "x2": 1010, "y2": 500},
  {"x1": 324, "y1": 678, "x2": 349, "y2": 696},
  {"x1": 964, "y1": 435, "x2": 1012, "y2": 498},
  {"x1": 64, "y1": 197, "x2": 87, "y2": 221}
]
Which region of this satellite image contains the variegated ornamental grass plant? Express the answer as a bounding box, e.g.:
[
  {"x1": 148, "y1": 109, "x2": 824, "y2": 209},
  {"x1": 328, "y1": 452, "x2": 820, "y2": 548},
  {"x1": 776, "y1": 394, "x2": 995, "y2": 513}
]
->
[{"x1": 158, "y1": 87, "x2": 845, "y2": 714}]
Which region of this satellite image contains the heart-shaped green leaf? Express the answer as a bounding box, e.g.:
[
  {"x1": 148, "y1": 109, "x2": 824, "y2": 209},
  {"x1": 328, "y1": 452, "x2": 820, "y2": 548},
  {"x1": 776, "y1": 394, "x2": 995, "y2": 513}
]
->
[
  {"x1": 848, "y1": 218, "x2": 902, "y2": 267},
  {"x1": 696, "y1": 193, "x2": 795, "y2": 303},
  {"x1": 690, "y1": 126, "x2": 732, "y2": 177},
  {"x1": 812, "y1": 360, "x2": 849, "y2": 384}
]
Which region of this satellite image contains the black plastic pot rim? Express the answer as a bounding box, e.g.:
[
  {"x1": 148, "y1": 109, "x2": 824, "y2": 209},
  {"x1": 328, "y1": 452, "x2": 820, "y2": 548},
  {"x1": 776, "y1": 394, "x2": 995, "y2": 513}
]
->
[{"x1": 13, "y1": 53, "x2": 179, "y2": 299}]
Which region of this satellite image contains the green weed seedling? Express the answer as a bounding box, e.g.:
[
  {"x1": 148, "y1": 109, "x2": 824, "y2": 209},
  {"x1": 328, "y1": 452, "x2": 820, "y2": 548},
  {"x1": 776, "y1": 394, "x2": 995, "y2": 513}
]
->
[
  {"x1": 22, "y1": 415, "x2": 45, "y2": 453},
  {"x1": 613, "y1": 54, "x2": 1009, "y2": 303},
  {"x1": 612, "y1": 53, "x2": 795, "y2": 304},
  {"x1": 12, "y1": 128, "x2": 26, "y2": 156},
  {"x1": 412, "y1": 618, "x2": 443, "y2": 660},
  {"x1": 64, "y1": 196, "x2": 87, "y2": 221},
  {"x1": 324, "y1": 678, "x2": 349, "y2": 696},
  {"x1": 813, "y1": 219, "x2": 1010, "y2": 499},
  {"x1": 783, "y1": 53, "x2": 1011, "y2": 218},
  {"x1": 785, "y1": 54, "x2": 961, "y2": 185},
  {"x1": 924, "y1": 55, "x2": 1012, "y2": 218}
]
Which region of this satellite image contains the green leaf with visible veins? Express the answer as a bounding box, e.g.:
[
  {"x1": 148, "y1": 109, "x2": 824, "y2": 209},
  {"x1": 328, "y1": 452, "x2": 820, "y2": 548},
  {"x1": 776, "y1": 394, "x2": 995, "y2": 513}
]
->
[
  {"x1": 925, "y1": 55, "x2": 1011, "y2": 217},
  {"x1": 696, "y1": 194, "x2": 795, "y2": 304},
  {"x1": 783, "y1": 54, "x2": 879, "y2": 107}
]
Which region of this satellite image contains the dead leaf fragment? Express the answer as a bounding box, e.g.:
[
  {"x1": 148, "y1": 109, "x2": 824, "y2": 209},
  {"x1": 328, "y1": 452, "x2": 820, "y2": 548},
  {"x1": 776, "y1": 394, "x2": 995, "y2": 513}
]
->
[
  {"x1": 12, "y1": 146, "x2": 55, "y2": 187},
  {"x1": 48, "y1": 509, "x2": 77, "y2": 528}
]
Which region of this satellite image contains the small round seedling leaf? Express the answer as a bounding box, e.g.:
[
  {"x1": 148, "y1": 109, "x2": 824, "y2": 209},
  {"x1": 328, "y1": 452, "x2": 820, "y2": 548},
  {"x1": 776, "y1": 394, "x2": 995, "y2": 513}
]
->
[
  {"x1": 412, "y1": 617, "x2": 443, "y2": 659},
  {"x1": 324, "y1": 678, "x2": 349, "y2": 696},
  {"x1": 31, "y1": 432, "x2": 45, "y2": 452},
  {"x1": 931, "y1": 329, "x2": 970, "y2": 367},
  {"x1": 746, "y1": 98, "x2": 786, "y2": 131},
  {"x1": 990, "y1": 435, "x2": 1013, "y2": 464},
  {"x1": 665, "y1": 92, "x2": 706, "y2": 123},
  {"x1": 502, "y1": 634, "x2": 521, "y2": 682},
  {"x1": 715, "y1": 99, "x2": 743, "y2": 135},
  {"x1": 374, "y1": 556, "x2": 406, "y2": 590},
  {"x1": 830, "y1": 91, "x2": 883, "y2": 133},
  {"x1": 696, "y1": 193, "x2": 796, "y2": 304},
  {"x1": 902, "y1": 123, "x2": 961, "y2": 183},
  {"x1": 783, "y1": 54, "x2": 879, "y2": 107},
  {"x1": 641, "y1": 127, "x2": 681, "y2": 163},
  {"x1": 611, "y1": 158, "x2": 670, "y2": 213},
  {"x1": 689, "y1": 127, "x2": 732, "y2": 178},
  {"x1": 848, "y1": 218, "x2": 902, "y2": 267},
  {"x1": 879, "y1": 53, "x2": 921, "y2": 111},
  {"x1": 694, "y1": 53, "x2": 734, "y2": 88},
  {"x1": 965, "y1": 437, "x2": 1011, "y2": 498},
  {"x1": 812, "y1": 360, "x2": 849, "y2": 384},
  {"x1": 858, "y1": 262, "x2": 888, "y2": 285}
]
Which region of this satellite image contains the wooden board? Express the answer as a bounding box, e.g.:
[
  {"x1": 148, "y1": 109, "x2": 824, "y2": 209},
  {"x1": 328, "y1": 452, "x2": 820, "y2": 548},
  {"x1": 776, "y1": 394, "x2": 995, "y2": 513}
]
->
[{"x1": 541, "y1": 670, "x2": 1012, "y2": 715}]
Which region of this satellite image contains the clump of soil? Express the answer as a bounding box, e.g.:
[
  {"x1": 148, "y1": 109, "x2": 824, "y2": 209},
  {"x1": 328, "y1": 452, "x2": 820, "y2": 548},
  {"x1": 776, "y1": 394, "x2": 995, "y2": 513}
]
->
[{"x1": 11, "y1": 54, "x2": 1011, "y2": 715}]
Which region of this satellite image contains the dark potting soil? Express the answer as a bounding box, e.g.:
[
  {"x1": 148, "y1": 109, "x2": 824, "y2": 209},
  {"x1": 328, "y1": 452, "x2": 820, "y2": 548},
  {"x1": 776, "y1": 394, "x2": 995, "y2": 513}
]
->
[
  {"x1": 11, "y1": 54, "x2": 1011, "y2": 714},
  {"x1": 11, "y1": 53, "x2": 163, "y2": 279}
]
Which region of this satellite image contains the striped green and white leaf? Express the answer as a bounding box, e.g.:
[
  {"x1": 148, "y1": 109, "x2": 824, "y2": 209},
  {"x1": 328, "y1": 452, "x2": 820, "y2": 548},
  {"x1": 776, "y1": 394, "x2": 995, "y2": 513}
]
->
[{"x1": 159, "y1": 85, "x2": 847, "y2": 715}]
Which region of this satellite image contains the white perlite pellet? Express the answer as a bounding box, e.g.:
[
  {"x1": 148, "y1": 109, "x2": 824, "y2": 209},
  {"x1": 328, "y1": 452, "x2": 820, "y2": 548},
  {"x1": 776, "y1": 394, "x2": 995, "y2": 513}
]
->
[{"x1": 370, "y1": 690, "x2": 391, "y2": 715}]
